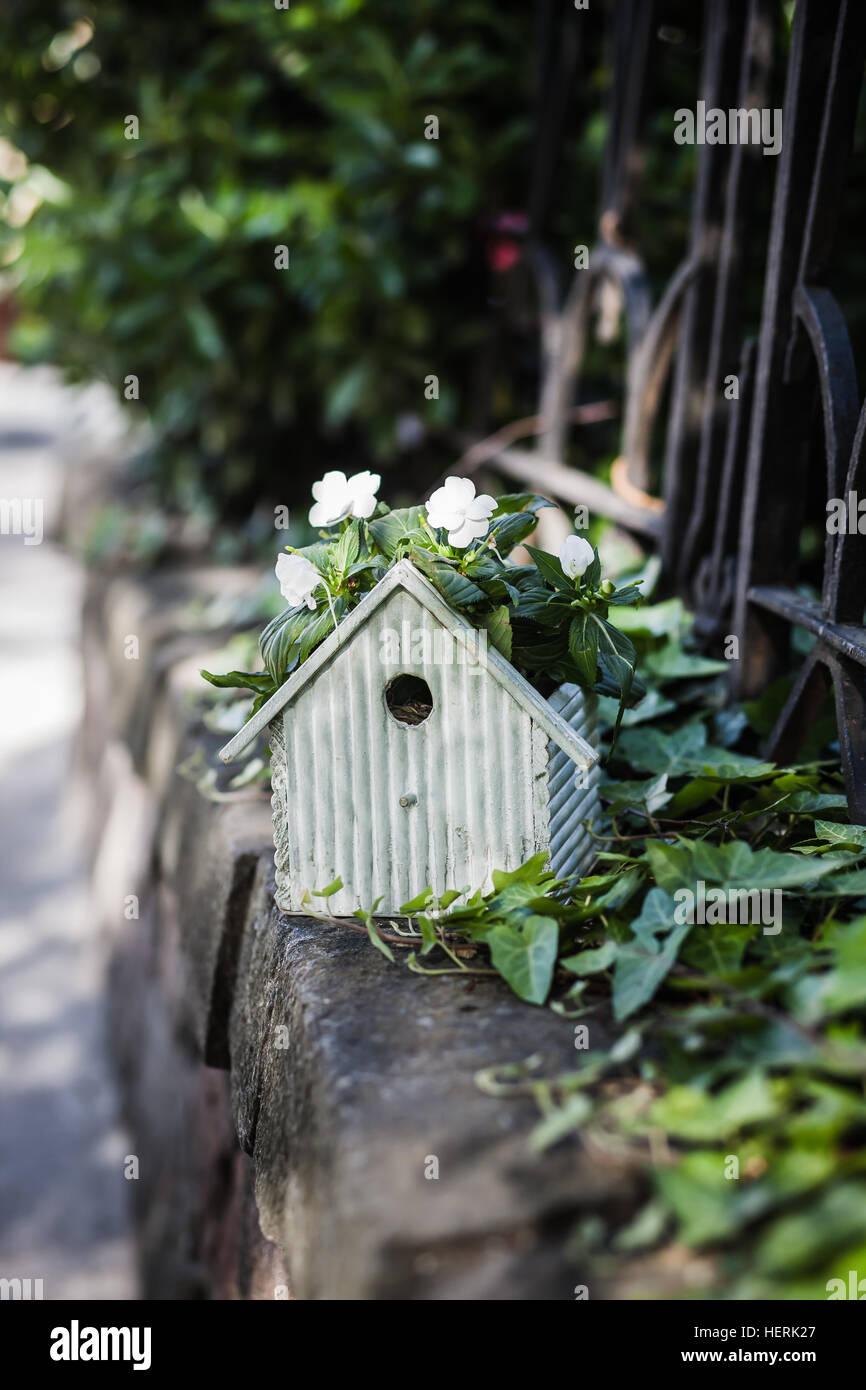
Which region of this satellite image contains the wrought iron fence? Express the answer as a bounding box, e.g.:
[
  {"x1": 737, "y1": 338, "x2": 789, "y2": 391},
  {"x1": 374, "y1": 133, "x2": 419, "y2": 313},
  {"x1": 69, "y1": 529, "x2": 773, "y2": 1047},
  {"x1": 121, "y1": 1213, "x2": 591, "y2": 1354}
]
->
[{"x1": 466, "y1": 0, "x2": 866, "y2": 820}]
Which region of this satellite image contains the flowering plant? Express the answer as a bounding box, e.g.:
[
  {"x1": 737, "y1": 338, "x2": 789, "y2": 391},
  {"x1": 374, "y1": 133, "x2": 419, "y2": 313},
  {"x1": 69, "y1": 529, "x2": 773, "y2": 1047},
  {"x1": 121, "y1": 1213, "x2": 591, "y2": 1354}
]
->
[{"x1": 202, "y1": 473, "x2": 645, "y2": 739}]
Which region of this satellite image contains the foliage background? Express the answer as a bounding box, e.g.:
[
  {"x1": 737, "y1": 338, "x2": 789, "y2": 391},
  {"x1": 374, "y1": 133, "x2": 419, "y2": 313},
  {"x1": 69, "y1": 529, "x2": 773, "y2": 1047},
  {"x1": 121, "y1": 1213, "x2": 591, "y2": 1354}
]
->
[{"x1": 0, "y1": 0, "x2": 741, "y2": 549}]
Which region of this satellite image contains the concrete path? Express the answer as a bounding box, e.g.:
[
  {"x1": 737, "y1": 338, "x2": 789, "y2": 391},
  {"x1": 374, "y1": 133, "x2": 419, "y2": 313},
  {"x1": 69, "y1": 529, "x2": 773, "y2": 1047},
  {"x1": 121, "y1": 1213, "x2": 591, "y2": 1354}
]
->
[{"x1": 0, "y1": 367, "x2": 137, "y2": 1299}]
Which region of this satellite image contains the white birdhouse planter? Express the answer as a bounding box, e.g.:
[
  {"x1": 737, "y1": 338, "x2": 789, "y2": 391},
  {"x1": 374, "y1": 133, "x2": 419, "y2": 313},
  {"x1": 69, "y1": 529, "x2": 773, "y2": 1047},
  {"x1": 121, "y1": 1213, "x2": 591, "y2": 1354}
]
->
[{"x1": 219, "y1": 559, "x2": 602, "y2": 916}]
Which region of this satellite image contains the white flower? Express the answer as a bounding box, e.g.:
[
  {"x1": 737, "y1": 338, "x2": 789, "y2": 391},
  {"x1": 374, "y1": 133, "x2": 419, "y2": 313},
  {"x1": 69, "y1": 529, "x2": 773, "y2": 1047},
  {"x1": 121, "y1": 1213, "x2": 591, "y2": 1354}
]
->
[
  {"x1": 425, "y1": 475, "x2": 497, "y2": 548},
  {"x1": 559, "y1": 534, "x2": 595, "y2": 580},
  {"x1": 276, "y1": 552, "x2": 322, "y2": 610},
  {"x1": 309, "y1": 469, "x2": 381, "y2": 527}
]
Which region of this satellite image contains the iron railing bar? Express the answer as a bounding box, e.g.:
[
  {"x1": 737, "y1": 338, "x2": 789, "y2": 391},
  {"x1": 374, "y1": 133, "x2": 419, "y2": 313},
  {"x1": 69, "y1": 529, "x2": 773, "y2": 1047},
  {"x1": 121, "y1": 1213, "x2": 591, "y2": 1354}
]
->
[
  {"x1": 733, "y1": 0, "x2": 842, "y2": 696},
  {"x1": 747, "y1": 585, "x2": 866, "y2": 665},
  {"x1": 678, "y1": 0, "x2": 775, "y2": 590}
]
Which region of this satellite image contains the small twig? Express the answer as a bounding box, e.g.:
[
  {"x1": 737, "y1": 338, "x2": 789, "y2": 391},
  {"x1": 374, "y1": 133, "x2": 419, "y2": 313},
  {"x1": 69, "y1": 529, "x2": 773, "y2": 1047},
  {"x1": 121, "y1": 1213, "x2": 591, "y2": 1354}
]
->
[
  {"x1": 449, "y1": 401, "x2": 618, "y2": 478},
  {"x1": 302, "y1": 910, "x2": 422, "y2": 948}
]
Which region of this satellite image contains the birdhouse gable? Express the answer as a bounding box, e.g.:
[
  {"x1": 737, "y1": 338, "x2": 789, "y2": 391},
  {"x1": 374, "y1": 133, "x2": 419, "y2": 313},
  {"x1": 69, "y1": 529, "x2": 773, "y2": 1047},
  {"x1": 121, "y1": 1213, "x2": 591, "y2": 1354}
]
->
[{"x1": 219, "y1": 558, "x2": 600, "y2": 771}]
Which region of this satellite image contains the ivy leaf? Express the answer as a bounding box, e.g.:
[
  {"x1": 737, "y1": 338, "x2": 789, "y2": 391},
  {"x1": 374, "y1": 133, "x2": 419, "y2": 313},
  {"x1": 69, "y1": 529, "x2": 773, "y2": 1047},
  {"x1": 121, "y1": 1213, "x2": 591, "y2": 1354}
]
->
[
  {"x1": 814, "y1": 820, "x2": 866, "y2": 849},
  {"x1": 755, "y1": 1183, "x2": 866, "y2": 1275},
  {"x1": 487, "y1": 915, "x2": 559, "y2": 1004},
  {"x1": 643, "y1": 641, "x2": 728, "y2": 682},
  {"x1": 600, "y1": 774, "x2": 672, "y2": 818},
  {"x1": 560, "y1": 940, "x2": 617, "y2": 976},
  {"x1": 596, "y1": 689, "x2": 676, "y2": 729},
  {"x1": 399, "y1": 887, "x2": 433, "y2": 913},
  {"x1": 651, "y1": 1071, "x2": 781, "y2": 1142},
  {"x1": 629, "y1": 887, "x2": 680, "y2": 945},
  {"x1": 416, "y1": 916, "x2": 438, "y2": 955},
  {"x1": 645, "y1": 838, "x2": 850, "y2": 893},
  {"x1": 616, "y1": 723, "x2": 776, "y2": 781},
  {"x1": 611, "y1": 596, "x2": 690, "y2": 638},
  {"x1": 681, "y1": 920, "x2": 757, "y2": 977},
  {"x1": 655, "y1": 1151, "x2": 767, "y2": 1247},
  {"x1": 612, "y1": 921, "x2": 691, "y2": 1020},
  {"x1": 312, "y1": 877, "x2": 343, "y2": 900},
  {"x1": 491, "y1": 853, "x2": 551, "y2": 892}
]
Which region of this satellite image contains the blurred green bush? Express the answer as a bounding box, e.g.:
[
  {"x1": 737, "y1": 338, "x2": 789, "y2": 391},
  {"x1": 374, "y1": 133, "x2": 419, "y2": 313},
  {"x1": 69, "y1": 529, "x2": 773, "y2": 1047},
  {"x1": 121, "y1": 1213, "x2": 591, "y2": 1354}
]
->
[{"x1": 0, "y1": 0, "x2": 539, "y2": 524}]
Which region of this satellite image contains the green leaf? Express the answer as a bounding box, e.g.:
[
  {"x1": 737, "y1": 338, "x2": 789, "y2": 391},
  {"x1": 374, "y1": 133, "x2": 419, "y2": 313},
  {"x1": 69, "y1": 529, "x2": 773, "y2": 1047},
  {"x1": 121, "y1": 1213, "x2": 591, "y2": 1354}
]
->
[
  {"x1": 655, "y1": 1151, "x2": 768, "y2": 1247},
  {"x1": 756, "y1": 1183, "x2": 866, "y2": 1275},
  {"x1": 814, "y1": 820, "x2": 866, "y2": 849},
  {"x1": 583, "y1": 550, "x2": 602, "y2": 590},
  {"x1": 588, "y1": 614, "x2": 639, "y2": 741},
  {"x1": 600, "y1": 774, "x2": 672, "y2": 817},
  {"x1": 596, "y1": 689, "x2": 677, "y2": 729},
  {"x1": 478, "y1": 605, "x2": 512, "y2": 660},
  {"x1": 681, "y1": 920, "x2": 756, "y2": 977},
  {"x1": 200, "y1": 668, "x2": 275, "y2": 693},
  {"x1": 815, "y1": 868, "x2": 866, "y2": 896},
  {"x1": 568, "y1": 612, "x2": 599, "y2": 687},
  {"x1": 297, "y1": 598, "x2": 345, "y2": 663},
  {"x1": 644, "y1": 837, "x2": 852, "y2": 901},
  {"x1": 616, "y1": 723, "x2": 777, "y2": 781},
  {"x1": 605, "y1": 583, "x2": 644, "y2": 607},
  {"x1": 330, "y1": 520, "x2": 360, "y2": 580},
  {"x1": 485, "y1": 510, "x2": 537, "y2": 556},
  {"x1": 416, "y1": 916, "x2": 438, "y2": 955},
  {"x1": 491, "y1": 853, "x2": 550, "y2": 892},
  {"x1": 612, "y1": 921, "x2": 691, "y2": 1020},
  {"x1": 560, "y1": 940, "x2": 617, "y2": 976},
  {"x1": 399, "y1": 887, "x2": 434, "y2": 913},
  {"x1": 367, "y1": 506, "x2": 426, "y2": 560},
  {"x1": 629, "y1": 888, "x2": 680, "y2": 945},
  {"x1": 312, "y1": 877, "x2": 343, "y2": 899},
  {"x1": 437, "y1": 890, "x2": 463, "y2": 910},
  {"x1": 260, "y1": 605, "x2": 309, "y2": 684},
  {"x1": 409, "y1": 547, "x2": 486, "y2": 606},
  {"x1": 487, "y1": 915, "x2": 559, "y2": 1004},
  {"x1": 610, "y1": 597, "x2": 690, "y2": 638},
  {"x1": 525, "y1": 544, "x2": 573, "y2": 593},
  {"x1": 643, "y1": 640, "x2": 728, "y2": 682},
  {"x1": 292, "y1": 541, "x2": 331, "y2": 570},
  {"x1": 492, "y1": 492, "x2": 553, "y2": 515}
]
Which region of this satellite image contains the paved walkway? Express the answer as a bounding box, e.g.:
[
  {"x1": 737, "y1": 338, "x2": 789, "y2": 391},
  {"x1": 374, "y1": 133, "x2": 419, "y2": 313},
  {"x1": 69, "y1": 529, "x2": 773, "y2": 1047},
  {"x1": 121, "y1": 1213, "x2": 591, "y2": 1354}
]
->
[{"x1": 0, "y1": 367, "x2": 136, "y2": 1299}]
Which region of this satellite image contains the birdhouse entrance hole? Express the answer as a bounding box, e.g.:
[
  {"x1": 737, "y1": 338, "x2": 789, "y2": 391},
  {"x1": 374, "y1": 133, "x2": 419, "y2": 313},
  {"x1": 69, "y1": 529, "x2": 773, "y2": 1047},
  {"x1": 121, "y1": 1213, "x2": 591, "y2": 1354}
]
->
[{"x1": 384, "y1": 673, "x2": 433, "y2": 725}]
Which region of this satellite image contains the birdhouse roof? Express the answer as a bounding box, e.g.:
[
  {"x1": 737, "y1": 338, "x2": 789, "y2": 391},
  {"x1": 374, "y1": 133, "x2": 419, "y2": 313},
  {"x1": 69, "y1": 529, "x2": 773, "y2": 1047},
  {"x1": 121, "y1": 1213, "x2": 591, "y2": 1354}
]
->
[{"x1": 219, "y1": 558, "x2": 599, "y2": 770}]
